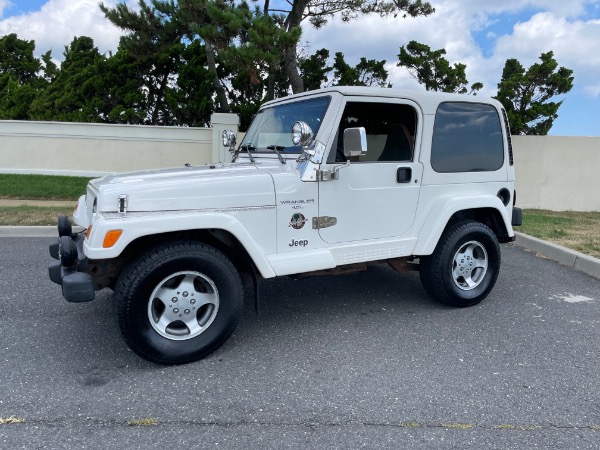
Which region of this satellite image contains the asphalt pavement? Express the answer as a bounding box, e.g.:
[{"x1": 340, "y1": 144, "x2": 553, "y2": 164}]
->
[{"x1": 0, "y1": 237, "x2": 599, "y2": 449}]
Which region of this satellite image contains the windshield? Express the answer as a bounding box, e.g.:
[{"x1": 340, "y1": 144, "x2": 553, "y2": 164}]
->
[{"x1": 240, "y1": 96, "x2": 330, "y2": 153}]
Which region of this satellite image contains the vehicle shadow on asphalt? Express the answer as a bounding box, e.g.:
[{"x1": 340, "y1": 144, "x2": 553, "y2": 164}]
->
[{"x1": 47, "y1": 264, "x2": 447, "y2": 369}]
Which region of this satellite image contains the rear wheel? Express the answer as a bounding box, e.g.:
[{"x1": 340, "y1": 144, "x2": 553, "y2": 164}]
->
[
  {"x1": 420, "y1": 221, "x2": 500, "y2": 307},
  {"x1": 114, "y1": 240, "x2": 243, "y2": 364}
]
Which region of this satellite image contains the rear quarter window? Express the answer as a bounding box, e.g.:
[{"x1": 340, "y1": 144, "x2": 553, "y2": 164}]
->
[{"x1": 431, "y1": 102, "x2": 504, "y2": 173}]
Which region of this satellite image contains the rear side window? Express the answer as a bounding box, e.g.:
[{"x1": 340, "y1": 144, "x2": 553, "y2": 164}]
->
[{"x1": 431, "y1": 102, "x2": 504, "y2": 173}]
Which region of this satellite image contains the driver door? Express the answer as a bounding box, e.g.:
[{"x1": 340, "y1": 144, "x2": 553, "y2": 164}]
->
[{"x1": 318, "y1": 99, "x2": 422, "y2": 244}]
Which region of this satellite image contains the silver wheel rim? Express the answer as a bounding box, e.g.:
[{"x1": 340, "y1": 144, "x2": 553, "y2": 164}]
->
[
  {"x1": 147, "y1": 271, "x2": 220, "y2": 341},
  {"x1": 451, "y1": 240, "x2": 488, "y2": 291}
]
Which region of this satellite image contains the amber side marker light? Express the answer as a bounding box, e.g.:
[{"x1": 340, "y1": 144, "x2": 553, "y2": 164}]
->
[
  {"x1": 103, "y1": 230, "x2": 123, "y2": 248},
  {"x1": 86, "y1": 225, "x2": 93, "y2": 240}
]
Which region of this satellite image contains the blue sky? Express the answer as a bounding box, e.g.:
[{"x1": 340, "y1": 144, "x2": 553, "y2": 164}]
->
[
  {"x1": 3, "y1": 0, "x2": 45, "y2": 14},
  {"x1": 1, "y1": 0, "x2": 599, "y2": 136}
]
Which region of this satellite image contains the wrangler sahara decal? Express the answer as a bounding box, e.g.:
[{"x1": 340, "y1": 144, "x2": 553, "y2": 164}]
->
[{"x1": 289, "y1": 213, "x2": 308, "y2": 229}]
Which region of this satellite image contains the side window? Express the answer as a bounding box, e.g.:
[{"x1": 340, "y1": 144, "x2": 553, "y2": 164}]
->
[
  {"x1": 328, "y1": 102, "x2": 417, "y2": 163},
  {"x1": 431, "y1": 102, "x2": 504, "y2": 173}
]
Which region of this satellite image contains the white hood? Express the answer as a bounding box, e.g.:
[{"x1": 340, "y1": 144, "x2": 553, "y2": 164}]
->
[{"x1": 88, "y1": 161, "x2": 290, "y2": 214}]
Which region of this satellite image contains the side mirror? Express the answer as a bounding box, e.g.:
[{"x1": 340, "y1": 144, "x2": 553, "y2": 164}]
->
[
  {"x1": 291, "y1": 121, "x2": 314, "y2": 147},
  {"x1": 343, "y1": 127, "x2": 367, "y2": 158},
  {"x1": 222, "y1": 129, "x2": 236, "y2": 150}
]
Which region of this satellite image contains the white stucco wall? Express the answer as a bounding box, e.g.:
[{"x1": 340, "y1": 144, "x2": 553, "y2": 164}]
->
[
  {"x1": 0, "y1": 115, "x2": 238, "y2": 176},
  {"x1": 0, "y1": 119, "x2": 598, "y2": 211},
  {"x1": 512, "y1": 136, "x2": 600, "y2": 211}
]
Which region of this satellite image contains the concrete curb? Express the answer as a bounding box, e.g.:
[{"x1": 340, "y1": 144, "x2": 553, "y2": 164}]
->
[
  {"x1": 514, "y1": 232, "x2": 600, "y2": 279},
  {"x1": 0, "y1": 226, "x2": 56, "y2": 237},
  {"x1": 0, "y1": 199, "x2": 75, "y2": 207}
]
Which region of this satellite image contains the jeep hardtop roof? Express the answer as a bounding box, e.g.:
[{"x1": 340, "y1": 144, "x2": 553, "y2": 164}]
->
[{"x1": 261, "y1": 86, "x2": 503, "y2": 115}]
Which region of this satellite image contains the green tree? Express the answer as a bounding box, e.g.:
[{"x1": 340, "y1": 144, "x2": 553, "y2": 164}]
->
[
  {"x1": 213, "y1": 2, "x2": 293, "y2": 116},
  {"x1": 0, "y1": 33, "x2": 47, "y2": 119},
  {"x1": 397, "y1": 40, "x2": 483, "y2": 94},
  {"x1": 299, "y1": 49, "x2": 389, "y2": 90},
  {"x1": 332, "y1": 52, "x2": 389, "y2": 87},
  {"x1": 0, "y1": 34, "x2": 41, "y2": 84},
  {"x1": 101, "y1": 44, "x2": 149, "y2": 124},
  {"x1": 299, "y1": 48, "x2": 331, "y2": 90},
  {"x1": 103, "y1": 0, "x2": 434, "y2": 104},
  {"x1": 168, "y1": 40, "x2": 216, "y2": 127},
  {"x1": 101, "y1": 1, "x2": 189, "y2": 124},
  {"x1": 29, "y1": 36, "x2": 108, "y2": 122},
  {"x1": 272, "y1": 0, "x2": 434, "y2": 93},
  {"x1": 101, "y1": 0, "x2": 287, "y2": 121},
  {"x1": 0, "y1": 77, "x2": 39, "y2": 119},
  {"x1": 495, "y1": 51, "x2": 574, "y2": 135}
]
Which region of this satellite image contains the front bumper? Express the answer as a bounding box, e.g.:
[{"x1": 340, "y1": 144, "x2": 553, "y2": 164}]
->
[{"x1": 48, "y1": 216, "x2": 95, "y2": 303}]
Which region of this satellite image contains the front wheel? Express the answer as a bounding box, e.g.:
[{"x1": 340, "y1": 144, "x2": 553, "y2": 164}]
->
[
  {"x1": 420, "y1": 221, "x2": 501, "y2": 307},
  {"x1": 114, "y1": 240, "x2": 243, "y2": 364}
]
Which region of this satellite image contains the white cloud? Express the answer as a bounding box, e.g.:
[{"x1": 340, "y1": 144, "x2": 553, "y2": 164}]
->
[
  {"x1": 492, "y1": 13, "x2": 600, "y2": 98},
  {"x1": 302, "y1": 1, "x2": 600, "y2": 99},
  {"x1": 441, "y1": 0, "x2": 599, "y2": 18},
  {"x1": 0, "y1": 0, "x2": 12, "y2": 18},
  {"x1": 0, "y1": 0, "x2": 137, "y2": 58},
  {"x1": 496, "y1": 13, "x2": 600, "y2": 66},
  {"x1": 584, "y1": 84, "x2": 600, "y2": 96},
  {"x1": 301, "y1": 3, "x2": 488, "y2": 91}
]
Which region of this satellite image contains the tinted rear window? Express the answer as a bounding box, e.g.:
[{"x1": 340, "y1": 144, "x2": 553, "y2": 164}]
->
[{"x1": 431, "y1": 102, "x2": 504, "y2": 173}]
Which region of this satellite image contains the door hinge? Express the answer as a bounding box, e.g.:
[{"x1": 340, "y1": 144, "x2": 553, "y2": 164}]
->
[
  {"x1": 313, "y1": 216, "x2": 337, "y2": 229},
  {"x1": 317, "y1": 170, "x2": 338, "y2": 181}
]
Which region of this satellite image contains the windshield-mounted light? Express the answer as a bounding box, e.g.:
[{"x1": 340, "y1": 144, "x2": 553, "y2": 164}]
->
[
  {"x1": 222, "y1": 129, "x2": 236, "y2": 148},
  {"x1": 291, "y1": 121, "x2": 313, "y2": 146}
]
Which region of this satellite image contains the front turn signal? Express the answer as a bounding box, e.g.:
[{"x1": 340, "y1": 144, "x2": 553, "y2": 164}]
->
[{"x1": 103, "y1": 230, "x2": 123, "y2": 248}]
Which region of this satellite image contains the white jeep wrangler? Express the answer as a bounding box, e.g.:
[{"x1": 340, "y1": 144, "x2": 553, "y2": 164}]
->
[{"x1": 49, "y1": 87, "x2": 522, "y2": 364}]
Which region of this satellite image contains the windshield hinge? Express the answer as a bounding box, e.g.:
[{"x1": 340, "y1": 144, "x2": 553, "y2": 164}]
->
[{"x1": 312, "y1": 216, "x2": 337, "y2": 230}]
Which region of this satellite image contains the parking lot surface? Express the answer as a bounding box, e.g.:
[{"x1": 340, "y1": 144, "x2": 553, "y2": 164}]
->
[{"x1": 1, "y1": 237, "x2": 599, "y2": 449}]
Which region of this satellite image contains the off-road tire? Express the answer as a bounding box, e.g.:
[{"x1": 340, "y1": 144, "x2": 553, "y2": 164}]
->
[
  {"x1": 420, "y1": 220, "x2": 500, "y2": 307},
  {"x1": 114, "y1": 240, "x2": 243, "y2": 364}
]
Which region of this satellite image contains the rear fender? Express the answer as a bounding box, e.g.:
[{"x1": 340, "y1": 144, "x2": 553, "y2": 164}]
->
[{"x1": 412, "y1": 196, "x2": 512, "y2": 255}]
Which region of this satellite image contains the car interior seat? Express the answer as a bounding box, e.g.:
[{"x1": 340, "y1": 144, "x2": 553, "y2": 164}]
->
[{"x1": 378, "y1": 124, "x2": 414, "y2": 162}]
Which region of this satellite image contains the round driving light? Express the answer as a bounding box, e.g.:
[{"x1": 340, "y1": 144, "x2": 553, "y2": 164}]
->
[
  {"x1": 222, "y1": 129, "x2": 236, "y2": 147},
  {"x1": 291, "y1": 121, "x2": 314, "y2": 146},
  {"x1": 58, "y1": 215, "x2": 72, "y2": 237},
  {"x1": 292, "y1": 122, "x2": 303, "y2": 145}
]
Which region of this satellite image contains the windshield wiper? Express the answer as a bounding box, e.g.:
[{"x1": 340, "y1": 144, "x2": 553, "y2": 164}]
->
[
  {"x1": 240, "y1": 143, "x2": 256, "y2": 163},
  {"x1": 267, "y1": 145, "x2": 286, "y2": 164}
]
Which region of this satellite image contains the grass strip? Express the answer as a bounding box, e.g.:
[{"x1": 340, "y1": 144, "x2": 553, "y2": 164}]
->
[
  {"x1": 0, "y1": 174, "x2": 93, "y2": 201},
  {"x1": 127, "y1": 418, "x2": 158, "y2": 426},
  {"x1": 0, "y1": 417, "x2": 25, "y2": 424},
  {"x1": 521, "y1": 209, "x2": 600, "y2": 259},
  {"x1": 0, "y1": 206, "x2": 74, "y2": 226}
]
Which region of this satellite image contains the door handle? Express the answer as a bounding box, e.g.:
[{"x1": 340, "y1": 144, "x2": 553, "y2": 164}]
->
[{"x1": 396, "y1": 167, "x2": 412, "y2": 183}]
